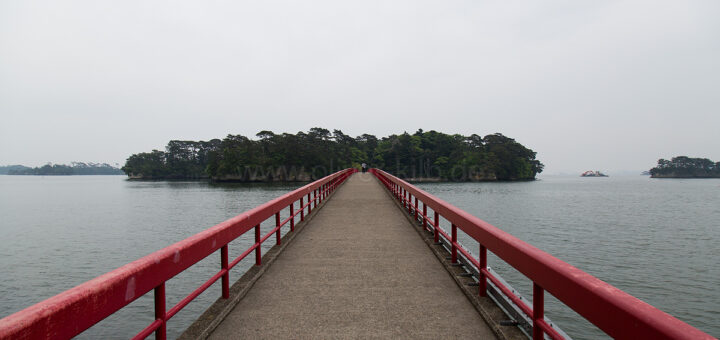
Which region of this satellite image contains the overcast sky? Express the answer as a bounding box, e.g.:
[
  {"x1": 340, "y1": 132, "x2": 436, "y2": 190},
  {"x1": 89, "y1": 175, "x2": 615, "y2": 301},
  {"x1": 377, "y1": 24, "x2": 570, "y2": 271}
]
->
[{"x1": 1, "y1": 0, "x2": 718, "y2": 174}]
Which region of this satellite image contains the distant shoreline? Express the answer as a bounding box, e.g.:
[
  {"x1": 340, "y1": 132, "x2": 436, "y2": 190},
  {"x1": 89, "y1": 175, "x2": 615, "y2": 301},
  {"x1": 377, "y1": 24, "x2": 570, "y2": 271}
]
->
[
  {"x1": 0, "y1": 163, "x2": 124, "y2": 176},
  {"x1": 2, "y1": 174, "x2": 125, "y2": 176},
  {"x1": 650, "y1": 174, "x2": 720, "y2": 179}
]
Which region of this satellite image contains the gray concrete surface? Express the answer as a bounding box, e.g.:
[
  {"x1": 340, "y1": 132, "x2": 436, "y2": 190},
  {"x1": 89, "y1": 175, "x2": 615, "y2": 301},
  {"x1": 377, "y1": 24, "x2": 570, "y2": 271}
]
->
[{"x1": 208, "y1": 173, "x2": 497, "y2": 339}]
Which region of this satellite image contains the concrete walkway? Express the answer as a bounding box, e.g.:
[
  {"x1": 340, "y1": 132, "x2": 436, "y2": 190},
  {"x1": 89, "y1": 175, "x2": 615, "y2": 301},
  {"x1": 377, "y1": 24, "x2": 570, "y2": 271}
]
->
[{"x1": 209, "y1": 173, "x2": 497, "y2": 339}]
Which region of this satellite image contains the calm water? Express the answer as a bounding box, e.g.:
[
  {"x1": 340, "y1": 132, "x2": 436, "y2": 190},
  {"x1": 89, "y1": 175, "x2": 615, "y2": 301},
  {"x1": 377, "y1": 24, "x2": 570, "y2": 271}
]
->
[{"x1": 0, "y1": 175, "x2": 718, "y2": 339}]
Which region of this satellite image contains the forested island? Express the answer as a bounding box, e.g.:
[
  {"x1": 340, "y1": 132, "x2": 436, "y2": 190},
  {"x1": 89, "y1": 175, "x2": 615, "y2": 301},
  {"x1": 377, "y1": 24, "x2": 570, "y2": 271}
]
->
[
  {"x1": 0, "y1": 165, "x2": 31, "y2": 174},
  {"x1": 122, "y1": 128, "x2": 543, "y2": 182},
  {"x1": 3, "y1": 163, "x2": 124, "y2": 175},
  {"x1": 650, "y1": 157, "x2": 720, "y2": 178}
]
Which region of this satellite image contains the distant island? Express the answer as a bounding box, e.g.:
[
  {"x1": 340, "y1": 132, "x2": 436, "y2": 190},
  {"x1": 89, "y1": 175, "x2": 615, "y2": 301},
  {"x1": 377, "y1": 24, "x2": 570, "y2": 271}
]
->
[
  {"x1": 2, "y1": 162, "x2": 124, "y2": 175},
  {"x1": 122, "y1": 128, "x2": 544, "y2": 182},
  {"x1": 581, "y1": 170, "x2": 608, "y2": 177},
  {"x1": 0, "y1": 165, "x2": 31, "y2": 175},
  {"x1": 649, "y1": 156, "x2": 720, "y2": 178}
]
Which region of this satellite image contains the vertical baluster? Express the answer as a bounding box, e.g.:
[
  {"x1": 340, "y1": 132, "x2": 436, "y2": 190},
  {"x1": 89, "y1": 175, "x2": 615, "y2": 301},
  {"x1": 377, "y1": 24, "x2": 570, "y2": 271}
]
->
[
  {"x1": 533, "y1": 283, "x2": 544, "y2": 340},
  {"x1": 255, "y1": 224, "x2": 261, "y2": 266},
  {"x1": 154, "y1": 283, "x2": 166, "y2": 340},
  {"x1": 451, "y1": 224, "x2": 457, "y2": 263},
  {"x1": 479, "y1": 244, "x2": 487, "y2": 297},
  {"x1": 414, "y1": 197, "x2": 418, "y2": 221},
  {"x1": 433, "y1": 211, "x2": 440, "y2": 243},
  {"x1": 300, "y1": 197, "x2": 305, "y2": 221},
  {"x1": 407, "y1": 191, "x2": 412, "y2": 214},
  {"x1": 290, "y1": 203, "x2": 295, "y2": 231},
  {"x1": 221, "y1": 245, "x2": 229, "y2": 298},
  {"x1": 423, "y1": 203, "x2": 428, "y2": 229},
  {"x1": 307, "y1": 193, "x2": 312, "y2": 214},
  {"x1": 275, "y1": 212, "x2": 281, "y2": 245}
]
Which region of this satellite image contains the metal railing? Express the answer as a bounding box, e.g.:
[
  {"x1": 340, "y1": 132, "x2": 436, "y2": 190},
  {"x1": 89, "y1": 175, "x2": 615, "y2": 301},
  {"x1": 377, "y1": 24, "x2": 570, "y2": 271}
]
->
[
  {"x1": 0, "y1": 168, "x2": 356, "y2": 340},
  {"x1": 370, "y1": 168, "x2": 714, "y2": 340}
]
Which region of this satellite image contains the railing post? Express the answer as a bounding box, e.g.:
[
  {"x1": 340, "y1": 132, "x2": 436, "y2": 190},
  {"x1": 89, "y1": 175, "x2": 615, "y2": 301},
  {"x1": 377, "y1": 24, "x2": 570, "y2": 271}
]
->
[
  {"x1": 414, "y1": 197, "x2": 418, "y2": 221},
  {"x1": 407, "y1": 193, "x2": 412, "y2": 213},
  {"x1": 290, "y1": 203, "x2": 295, "y2": 231},
  {"x1": 433, "y1": 211, "x2": 440, "y2": 243},
  {"x1": 221, "y1": 245, "x2": 229, "y2": 299},
  {"x1": 479, "y1": 244, "x2": 487, "y2": 297},
  {"x1": 533, "y1": 283, "x2": 544, "y2": 340},
  {"x1": 451, "y1": 224, "x2": 457, "y2": 263},
  {"x1": 154, "y1": 283, "x2": 166, "y2": 340},
  {"x1": 275, "y1": 212, "x2": 281, "y2": 245},
  {"x1": 423, "y1": 203, "x2": 428, "y2": 229},
  {"x1": 255, "y1": 224, "x2": 261, "y2": 266},
  {"x1": 300, "y1": 197, "x2": 305, "y2": 221},
  {"x1": 307, "y1": 193, "x2": 312, "y2": 213}
]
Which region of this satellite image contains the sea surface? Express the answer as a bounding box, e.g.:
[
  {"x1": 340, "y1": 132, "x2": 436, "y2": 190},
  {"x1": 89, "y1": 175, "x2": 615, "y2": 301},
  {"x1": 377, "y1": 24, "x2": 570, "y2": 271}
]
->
[{"x1": 0, "y1": 175, "x2": 718, "y2": 339}]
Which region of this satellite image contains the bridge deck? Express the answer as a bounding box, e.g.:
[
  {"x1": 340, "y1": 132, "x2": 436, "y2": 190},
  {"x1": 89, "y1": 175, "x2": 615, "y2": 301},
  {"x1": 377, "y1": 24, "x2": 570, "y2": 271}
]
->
[{"x1": 208, "y1": 173, "x2": 497, "y2": 339}]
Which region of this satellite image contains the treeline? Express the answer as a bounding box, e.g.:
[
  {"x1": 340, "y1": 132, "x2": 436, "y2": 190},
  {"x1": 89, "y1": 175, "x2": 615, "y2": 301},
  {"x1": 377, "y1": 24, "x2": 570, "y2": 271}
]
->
[
  {"x1": 0, "y1": 165, "x2": 31, "y2": 175},
  {"x1": 122, "y1": 128, "x2": 543, "y2": 181},
  {"x1": 650, "y1": 156, "x2": 720, "y2": 178},
  {"x1": 7, "y1": 162, "x2": 124, "y2": 175}
]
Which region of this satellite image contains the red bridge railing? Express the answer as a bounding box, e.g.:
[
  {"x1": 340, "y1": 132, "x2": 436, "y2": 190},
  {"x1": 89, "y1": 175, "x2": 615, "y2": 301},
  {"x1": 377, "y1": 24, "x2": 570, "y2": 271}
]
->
[
  {"x1": 370, "y1": 169, "x2": 714, "y2": 340},
  {"x1": 0, "y1": 168, "x2": 356, "y2": 340}
]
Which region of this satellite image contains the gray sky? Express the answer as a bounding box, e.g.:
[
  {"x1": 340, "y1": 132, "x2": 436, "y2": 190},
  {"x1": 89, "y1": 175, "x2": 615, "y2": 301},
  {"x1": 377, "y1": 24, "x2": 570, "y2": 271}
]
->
[{"x1": 1, "y1": 0, "x2": 719, "y2": 174}]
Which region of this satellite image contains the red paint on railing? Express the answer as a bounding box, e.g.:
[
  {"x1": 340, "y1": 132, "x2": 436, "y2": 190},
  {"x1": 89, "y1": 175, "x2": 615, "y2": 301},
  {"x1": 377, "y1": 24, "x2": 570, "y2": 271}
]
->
[
  {"x1": 0, "y1": 169, "x2": 356, "y2": 340},
  {"x1": 370, "y1": 168, "x2": 714, "y2": 340}
]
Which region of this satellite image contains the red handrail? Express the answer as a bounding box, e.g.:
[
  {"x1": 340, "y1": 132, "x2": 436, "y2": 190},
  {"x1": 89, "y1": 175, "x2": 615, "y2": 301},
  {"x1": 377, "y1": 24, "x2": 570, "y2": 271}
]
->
[
  {"x1": 370, "y1": 169, "x2": 714, "y2": 340},
  {"x1": 0, "y1": 168, "x2": 357, "y2": 340}
]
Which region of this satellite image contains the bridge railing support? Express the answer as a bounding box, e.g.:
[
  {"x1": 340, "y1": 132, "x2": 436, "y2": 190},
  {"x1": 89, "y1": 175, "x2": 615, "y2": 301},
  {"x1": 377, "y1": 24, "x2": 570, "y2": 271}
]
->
[
  {"x1": 0, "y1": 168, "x2": 357, "y2": 340},
  {"x1": 368, "y1": 168, "x2": 713, "y2": 340}
]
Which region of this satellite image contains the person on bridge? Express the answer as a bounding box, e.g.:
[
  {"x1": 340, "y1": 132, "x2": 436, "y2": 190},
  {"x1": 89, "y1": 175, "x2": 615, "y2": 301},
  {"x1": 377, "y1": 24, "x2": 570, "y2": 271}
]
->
[{"x1": 361, "y1": 163, "x2": 367, "y2": 173}]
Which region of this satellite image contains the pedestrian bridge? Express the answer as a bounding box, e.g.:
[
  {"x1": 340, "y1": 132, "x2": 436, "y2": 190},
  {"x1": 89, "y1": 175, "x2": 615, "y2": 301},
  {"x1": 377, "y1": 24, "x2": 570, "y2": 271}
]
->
[{"x1": 0, "y1": 169, "x2": 713, "y2": 340}]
